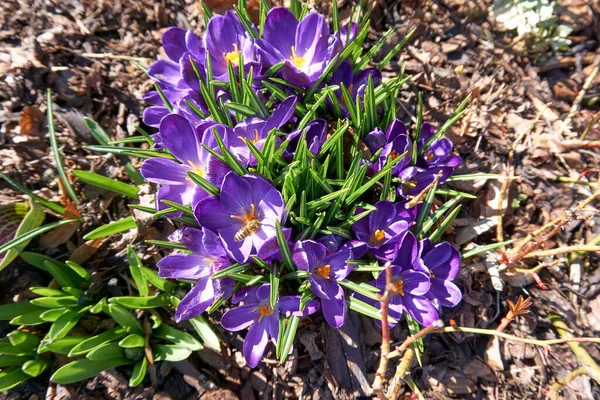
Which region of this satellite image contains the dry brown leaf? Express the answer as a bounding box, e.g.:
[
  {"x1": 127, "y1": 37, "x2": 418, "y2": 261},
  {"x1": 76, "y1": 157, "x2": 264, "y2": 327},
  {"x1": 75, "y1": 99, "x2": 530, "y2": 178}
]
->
[
  {"x1": 39, "y1": 201, "x2": 80, "y2": 249},
  {"x1": 69, "y1": 238, "x2": 104, "y2": 265},
  {"x1": 19, "y1": 106, "x2": 45, "y2": 137}
]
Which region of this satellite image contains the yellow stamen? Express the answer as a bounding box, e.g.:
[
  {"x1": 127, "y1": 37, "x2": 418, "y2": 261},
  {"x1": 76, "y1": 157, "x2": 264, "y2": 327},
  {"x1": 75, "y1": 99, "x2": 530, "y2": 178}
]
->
[
  {"x1": 430, "y1": 271, "x2": 435, "y2": 279},
  {"x1": 254, "y1": 304, "x2": 274, "y2": 322},
  {"x1": 223, "y1": 43, "x2": 240, "y2": 67},
  {"x1": 290, "y1": 46, "x2": 306, "y2": 69},
  {"x1": 187, "y1": 160, "x2": 205, "y2": 178},
  {"x1": 374, "y1": 229, "x2": 385, "y2": 242},
  {"x1": 393, "y1": 279, "x2": 405, "y2": 296},
  {"x1": 238, "y1": 130, "x2": 261, "y2": 145},
  {"x1": 316, "y1": 265, "x2": 331, "y2": 279},
  {"x1": 389, "y1": 150, "x2": 400, "y2": 160},
  {"x1": 231, "y1": 204, "x2": 255, "y2": 223}
]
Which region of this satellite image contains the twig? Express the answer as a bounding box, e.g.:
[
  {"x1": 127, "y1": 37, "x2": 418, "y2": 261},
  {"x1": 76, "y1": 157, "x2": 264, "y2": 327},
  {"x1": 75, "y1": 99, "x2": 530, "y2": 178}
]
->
[
  {"x1": 372, "y1": 264, "x2": 393, "y2": 400},
  {"x1": 548, "y1": 367, "x2": 588, "y2": 400},
  {"x1": 561, "y1": 59, "x2": 600, "y2": 134},
  {"x1": 386, "y1": 321, "x2": 444, "y2": 360},
  {"x1": 524, "y1": 244, "x2": 600, "y2": 258},
  {"x1": 405, "y1": 170, "x2": 443, "y2": 209},
  {"x1": 548, "y1": 313, "x2": 600, "y2": 399},
  {"x1": 512, "y1": 181, "x2": 600, "y2": 254},
  {"x1": 386, "y1": 348, "x2": 415, "y2": 400},
  {"x1": 437, "y1": 326, "x2": 600, "y2": 346},
  {"x1": 581, "y1": 110, "x2": 600, "y2": 140},
  {"x1": 496, "y1": 164, "x2": 514, "y2": 251}
]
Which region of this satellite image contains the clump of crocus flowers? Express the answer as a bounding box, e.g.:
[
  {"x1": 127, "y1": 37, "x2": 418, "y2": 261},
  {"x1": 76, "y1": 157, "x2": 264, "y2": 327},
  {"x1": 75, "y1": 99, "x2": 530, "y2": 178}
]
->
[{"x1": 143, "y1": 4, "x2": 464, "y2": 368}]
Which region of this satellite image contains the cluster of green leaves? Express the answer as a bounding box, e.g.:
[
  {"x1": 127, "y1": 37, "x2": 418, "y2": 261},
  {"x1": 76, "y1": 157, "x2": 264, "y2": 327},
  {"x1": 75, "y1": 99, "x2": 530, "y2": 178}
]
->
[{"x1": 0, "y1": 247, "x2": 219, "y2": 390}]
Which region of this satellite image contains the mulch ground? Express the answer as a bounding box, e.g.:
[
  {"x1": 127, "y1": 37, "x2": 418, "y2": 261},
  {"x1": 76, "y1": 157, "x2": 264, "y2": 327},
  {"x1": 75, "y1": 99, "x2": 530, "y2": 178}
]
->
[{"x1": 1, "y1": 0, "x2": 599, "y2": 399}]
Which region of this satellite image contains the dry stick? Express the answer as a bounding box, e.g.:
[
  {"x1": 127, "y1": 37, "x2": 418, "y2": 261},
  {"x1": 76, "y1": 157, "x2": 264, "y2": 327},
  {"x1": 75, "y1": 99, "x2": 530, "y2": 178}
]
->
[
  {"x1": 496, "y1": 164, "x2": 513, "y2": 251},
  {"x1": 548, "y1": 313, "x2": 600, "y2": 400},
  {"x1": 405, "y1": 170, "x2": 443, "y2": 209},
  {"x1": 512, "y1": 181, "x2": 600, "y2": 253},
  {"x1": 372, "y1": 265, "x2": 393, "y2": 400},
  {"x1": 581, "y1": 110, "x2": 600, "y2": 140},
  {"x1": 561, "y1": 59, "x2": 600, "y2": 134},
  {"x1": 524, "y1": 244, "x2": 600, "y2": 258},
  {"x1": 386, "y1": 348, "x2": 416, "y2": 400}
]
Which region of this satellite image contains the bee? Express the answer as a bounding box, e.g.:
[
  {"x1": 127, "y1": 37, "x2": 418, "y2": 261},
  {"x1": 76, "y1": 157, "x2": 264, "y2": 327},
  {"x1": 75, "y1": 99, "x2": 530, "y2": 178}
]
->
[{"x1": 234, "y1": 219, "x2": 261, "y2": 242}]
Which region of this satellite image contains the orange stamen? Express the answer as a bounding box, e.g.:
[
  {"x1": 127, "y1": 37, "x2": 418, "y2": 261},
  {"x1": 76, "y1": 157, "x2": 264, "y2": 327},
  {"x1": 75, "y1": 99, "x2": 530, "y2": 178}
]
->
[
  {"x1": 316, "y1": 265, "x2": 331, "y2": 279},
  {"x1": 254, "y1": 304, "x2": 274, "y2": 322},
  {"x1": 393, "y1": 279, "x2": 405, "y2": 296},
  {"x1": 231, "y1": 204, "x2": 255, "y2": 223}
]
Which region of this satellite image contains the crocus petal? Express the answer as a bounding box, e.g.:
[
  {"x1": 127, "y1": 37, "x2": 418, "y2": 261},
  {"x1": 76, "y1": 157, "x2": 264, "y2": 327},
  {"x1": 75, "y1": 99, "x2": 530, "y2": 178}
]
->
[
  {"x1": 202, "y1": 228, "x2": 228, "y2": 258},
  {"x1": 219, "y1": 172, "x2": 255, "y2": 216},
  {"x1": 175, "y1": 275, "x2": 215, "y2": 322},
  {"x1": 295, "y1": 12, "x2": 328, "y2": 64},
  {"x1": 160, "y1": 114, "x2": 203, "y2": 166},
  {"x1": 431, "y1": 280, "x2": 462, "y2": 307},
  {"x1": 263, "y1": 96, "x2": 297, "y2": 132},
  {"x1": 140, "y1": 158, "x2": 190, "y2": 185},
  {"x1": 243, "y1": 319, "x2": 270, "y2": 368},
  {"x1": 221, "y1": 304, "x2": 259, "y2": 331},
  {"x1": 403, "y1": 296, "x2": 439, "y2": 326},
  {"x1": 219, "y1": 226, "x2": 254, "y2": 263},
  {"x1": 143, "y1": 106, "x2": 169, "y2": 127},
  {"x1": 320, "y1": 284, "x2": 347, "y2": 328},
  {"x1": 387, "y1": 296, "x2": 403, "y2": 327},
  {"x1": 263, "y1": 7, "x2": 298, "y2": 57},
  {"x1": 423, "y1": 242, "x2": 460, "y2": 280},
  {"x1": 148, "y1": 59, "x2": 182, "y2": 88},
  {"x1": 157, "y1": 254, "x2": 210, "y2": 280},
  {"x1": 279, "y1": 296, "x2": 320, "y2": 316},
  {"x1": 162, "y1": 27, "x2": 188, "y2": 61},
  {"x1": 400, "y1": 270, "x2": 431, "y2": 296},
  {"x1": 292, "y1": 240, "x2": 327, "y2": 272},
  {"x1": 195, "y1": 197, "x2": 234, "y2": 232}
]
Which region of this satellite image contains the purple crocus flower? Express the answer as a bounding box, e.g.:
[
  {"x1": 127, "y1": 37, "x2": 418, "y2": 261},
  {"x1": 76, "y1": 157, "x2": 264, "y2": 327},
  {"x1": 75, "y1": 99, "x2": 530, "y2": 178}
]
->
[
  {"x1": 204, "y1": 10, "x2": 259, "y2": 81},
  {"x1": 353, "y1": 232, "x2": 439, "y2": 327},
  {"x1": 351, "y1": 200, "x2": 413, "y2": 261},
  {"x1": 338, "y1": 23, "x2": 357, "y2": 48},
  {"x1": 292, "y1": 240, "x2": 357, "y2": 328},
  {"x1": 195, "y1": 172, "x2": 288, "y2": 263},
  {"x1": 256, "y1": 7, "x2": 339, "y2": 87},
  {"x1": 157, "y1": 227, "x2": 234, "y2": 322},
  {"x1": 285, "y1": 118, "x2": 328, "y2": 159},
  {"x1": 363, "y1": 119, "x2": 412, "y2": 175},
  {"x1": 140, "y1": 114, "x2": 228, "y2": 214},
  {"x1": 419, "y1": 239, "x2": 462, "y2": 308},
  {"x1": 417, "y1": 123, "x2": 462, "y2": 169},
  {"x1": 396, "y1": 166, "x2": 453, "y2": 198},
  {"x1": 221, "y1": 284, "x2": 319, "y2": 368},
  {"x1": 330, "y1": 61, "x2": 381, "y2": 117},
  {"x1": 225, "y1": 96, "x2": 297, "y2": 166}
]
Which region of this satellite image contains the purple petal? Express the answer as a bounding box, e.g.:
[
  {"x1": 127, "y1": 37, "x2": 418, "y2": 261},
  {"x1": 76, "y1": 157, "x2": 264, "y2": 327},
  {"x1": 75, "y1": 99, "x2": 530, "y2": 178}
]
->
[
  {"x1": 399, "y1": 270, "x2": 431, "y2": 296},
  {"x1": 202, "y1": 228, "x2": 227, "y2": 258},
  {"x1": 295, "y1": 12, "x2": 328, "y2": 64},
  {"x1": 160, "y1": 114, "x2": 202, "y2": 166},
  {"x1": 221, "y1": 304, "x2": 259, "y2": 331},
  {"x1": 148, "y1": 59, "x2": 182, "y2": 88},
  {"x1": 219, "y1": 172, "x2": 255, "y2": 216},
  {"x1": 403, "y1": 296, "x2": 439, "y2": 326},
  {"x1": 320, "y1": 285, "x2": 347, "y2": 328},
  {"x1": 140, "y1": 158, "x2": 189, "y2": 185},
  {"x1": 143, "y1": 106, "x2": 169, "y2": 127},
  {"x1": 243, "y1": 320, "x2": 270, "y2": 368},
  {"x1": 263, "y1": 7, "x2": 297, "y2": 57},
  {"x1": 219, "y1": 226, "x2": 254, "y2": 263},
  {"x1": 387, "y1": 296, "x2": 403, "y2": 327},
  {"x1": 292, "y1": 240, "x2": 327, "y2": 272},
  {"x1": 264, "y1": 96, "x2": 297, "y2": 132},
  {"x1": 422, "y1": 242, "x2": 460, "y2": 280},
  {"x1": 175, "y1": 276, "x2": 215, "y2": 322},
  {"x1": 157, "y1": 254, "x2": 210, "y2": 280},
  {"x1": 162, "y1": 27, "x2": 188, "y2": 61},
  {"x1": 195, "y1": 197, "x2": 233, "y2": 232},
  {"x1": 430, "y1": 279, "x2": 462, "y2": 307},
  {"x1": 279, "y1": 296, "x2": 319, "y2": 317}
]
